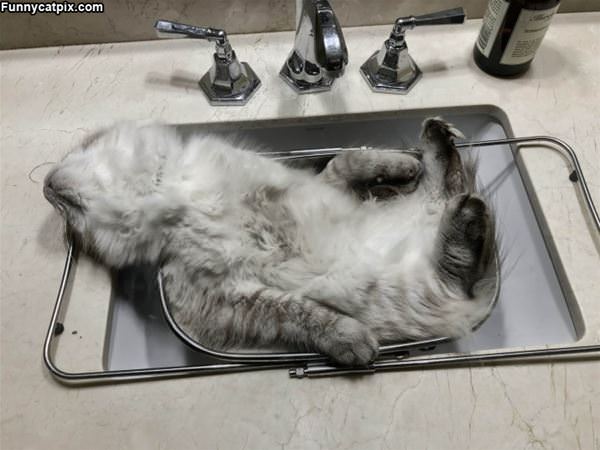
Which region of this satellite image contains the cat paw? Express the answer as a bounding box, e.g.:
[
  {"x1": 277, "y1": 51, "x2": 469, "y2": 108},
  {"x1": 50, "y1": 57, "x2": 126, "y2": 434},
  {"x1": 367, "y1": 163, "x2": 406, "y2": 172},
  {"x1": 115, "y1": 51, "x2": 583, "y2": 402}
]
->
[
  {"x1": 446, "y1": 194, "x2": 493, "y2": 244},
  {"x1": 438, "y1": 193, "x2": 496, "y2": 296},
  {"x1": 316, "y1": 317, "x2": 379, "y2": 366},
  {"x1": 420, "y1": 117, "x2": 468, "y2": 195},
  {"x1": 355, "y1": 151, "x2": 423, "y2": 184},
  {"x1": 420, "y1": 117, "x2": 465, "y2": 149}
]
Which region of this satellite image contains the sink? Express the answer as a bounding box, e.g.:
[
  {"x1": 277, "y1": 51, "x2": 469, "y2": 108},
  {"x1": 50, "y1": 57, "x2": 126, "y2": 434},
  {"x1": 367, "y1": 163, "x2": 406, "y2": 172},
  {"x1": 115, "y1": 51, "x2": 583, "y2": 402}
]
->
[{"x1": 103, "y1": 105, "x2": 582, "y2": 371}]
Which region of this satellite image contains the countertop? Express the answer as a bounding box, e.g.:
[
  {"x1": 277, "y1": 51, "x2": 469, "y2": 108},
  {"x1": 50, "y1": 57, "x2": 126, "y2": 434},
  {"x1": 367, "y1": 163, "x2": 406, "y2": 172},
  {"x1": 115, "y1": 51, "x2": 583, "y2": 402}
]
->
[{"x1": 1, "y1": 12, "x2": 599, "y2": 450}]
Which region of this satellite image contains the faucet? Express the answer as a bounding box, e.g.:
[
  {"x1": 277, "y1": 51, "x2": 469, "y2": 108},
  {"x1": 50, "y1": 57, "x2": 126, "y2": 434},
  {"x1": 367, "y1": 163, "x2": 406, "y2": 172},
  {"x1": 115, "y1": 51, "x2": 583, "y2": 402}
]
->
[
  {"x1": 280, "y1": 0, "x2": 348, "y2": 93},
  {"x1": 360, "y1": 8, "x2": 466, "y2": 94},
  {"x1": 154, "y1": 20, "x2": 261, "y2": 105}
]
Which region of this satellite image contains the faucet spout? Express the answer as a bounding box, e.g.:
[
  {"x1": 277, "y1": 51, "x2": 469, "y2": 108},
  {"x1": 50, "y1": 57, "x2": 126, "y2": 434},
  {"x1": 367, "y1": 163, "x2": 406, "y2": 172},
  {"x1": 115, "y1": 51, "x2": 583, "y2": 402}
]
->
[
  {"x1": 280, "y1": 0, "x2": 348, "y2": 93},
  {"x1": 313, "y1": 0, "x2": 348, "y2": 77}
]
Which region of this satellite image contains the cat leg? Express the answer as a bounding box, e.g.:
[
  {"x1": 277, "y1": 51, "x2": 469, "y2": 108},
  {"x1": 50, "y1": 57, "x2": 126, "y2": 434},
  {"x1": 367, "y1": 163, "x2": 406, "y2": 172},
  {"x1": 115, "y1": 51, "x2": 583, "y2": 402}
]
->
[
  {"x1": 319, "y1": 149, "x2": 423, "y2": 199},
  {"x1": 234, "y1": 286, "x2": 380, "y2": 365},
  {"x1": 162, "y1": 269, "x2": 379, "y2": 366},
  {"x1": 435, "y1": 193, "x2": 496, "y2": 297},
  {"x1": 229, "y1": 286, "x2": 380, "y2": 365},
  {"x1": 419, "y1": 117, "x2": 471, "y2": 197}
]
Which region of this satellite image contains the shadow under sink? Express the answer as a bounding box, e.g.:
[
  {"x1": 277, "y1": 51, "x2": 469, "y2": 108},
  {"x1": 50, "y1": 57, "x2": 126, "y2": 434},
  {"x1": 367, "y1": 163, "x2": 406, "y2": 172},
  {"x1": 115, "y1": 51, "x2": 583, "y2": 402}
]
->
[{"x1": 103, "y1": 105, "x2": 582, "y2": 371}]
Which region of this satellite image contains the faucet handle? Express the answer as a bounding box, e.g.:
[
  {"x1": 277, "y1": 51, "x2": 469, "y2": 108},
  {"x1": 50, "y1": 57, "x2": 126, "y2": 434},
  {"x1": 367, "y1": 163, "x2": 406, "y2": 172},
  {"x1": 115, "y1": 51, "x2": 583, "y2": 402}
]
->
[
  {"x1": 392, "y1": 8, "x2": 466, "y2": 36},
  {"x1": 412, "y1": 7, "x2": 466, "y2": 27},
  {"x1": 360, "y1": 7, "x2": 466, "y2": 94},
  {"x1": 154, "y1": 20, "x2": 227, "y2": 44},
  {"x1": 154, "y1": 20, "x2": 233, "y2": 61},
  {"x1": 153, "y1": 19, "x2": 261, "y2": 105}
]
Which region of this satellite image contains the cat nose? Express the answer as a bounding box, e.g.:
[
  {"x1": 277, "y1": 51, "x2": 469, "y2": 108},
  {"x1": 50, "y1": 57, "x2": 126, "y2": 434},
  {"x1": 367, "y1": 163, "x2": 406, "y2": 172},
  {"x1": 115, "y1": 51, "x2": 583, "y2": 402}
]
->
[
  {"x1": 43, "y1": 178, "x2": 57, "y2": 201},
  {"x1": 43, "y1": 167, "x2": 61, "y2": 199},
  {"x1": 44, "y1": 168, "x2": 56, "y2": 188}
]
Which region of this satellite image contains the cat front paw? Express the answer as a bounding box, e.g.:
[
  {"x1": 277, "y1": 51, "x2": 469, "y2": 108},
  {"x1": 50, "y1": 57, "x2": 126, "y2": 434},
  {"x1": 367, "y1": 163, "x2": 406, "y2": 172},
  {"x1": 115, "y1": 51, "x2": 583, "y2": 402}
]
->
[{"x1": 315, "y1": 317, "x2": 379, "y2": 366}]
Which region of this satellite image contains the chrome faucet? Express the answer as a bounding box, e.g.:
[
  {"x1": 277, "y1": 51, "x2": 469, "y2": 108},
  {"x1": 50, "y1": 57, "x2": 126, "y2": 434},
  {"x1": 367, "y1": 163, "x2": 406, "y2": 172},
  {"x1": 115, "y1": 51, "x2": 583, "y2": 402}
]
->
[
  {"x1": 360, "y1": 8, "x2": 466, "y2": 94},
  {"x1": 280, "y1": 0, "x2": 348, "y2": 93},
  {"x1": 154, "y1": 20, "x2": 261, "y2": 105}
]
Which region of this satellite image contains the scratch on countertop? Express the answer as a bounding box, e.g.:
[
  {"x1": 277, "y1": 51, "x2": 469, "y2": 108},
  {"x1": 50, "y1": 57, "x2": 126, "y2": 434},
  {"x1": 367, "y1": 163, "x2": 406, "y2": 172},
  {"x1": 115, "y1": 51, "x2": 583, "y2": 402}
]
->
[
  {"x1": 468, "y1": 367, "x2": 478, "y2": 441},
  {"x1": 590, "y1": 401, "x2": 598, "y2": 450},
  {"x1": 491, "y1": 368, "x2": 548, "y2": 449},
  {"x1": 564, "y1": 365, "x2": 568, "y2": 419},
  {"x1": 382, "y1": 374, "x2": 424, "y2": 448}
]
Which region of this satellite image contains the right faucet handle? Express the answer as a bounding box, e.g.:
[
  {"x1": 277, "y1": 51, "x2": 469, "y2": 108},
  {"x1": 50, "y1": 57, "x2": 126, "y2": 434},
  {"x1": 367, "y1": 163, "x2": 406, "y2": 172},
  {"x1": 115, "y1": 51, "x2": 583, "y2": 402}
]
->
[
  {"x1": 360, "y1": 7, "x2": 466, "y2": 94},
  {"x1": 410, "y1": 7, "x2": 466, "y2": 27}
]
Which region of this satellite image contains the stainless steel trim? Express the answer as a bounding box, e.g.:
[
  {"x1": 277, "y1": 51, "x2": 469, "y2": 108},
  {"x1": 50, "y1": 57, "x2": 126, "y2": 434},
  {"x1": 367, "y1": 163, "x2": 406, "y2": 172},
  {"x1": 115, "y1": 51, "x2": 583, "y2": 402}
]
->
[
  {"x1": 157, "y1": 256, "x2": 499, "y2": 362},
  {"x1": 43, "y1": 135, "x2": 599, "y2": 384},
  {"x1": 43, "y1": 245, "x2": 288, "y2": 384},
  {"x1": 289, "y1": 345, "x2": 600, "y2": 378},
  {"x1": 158, "y1": 271, "x2": 455, "y2": 362},
  {"x1": 257, "y1": 136, "x2": 597, "y2": 234},
  {"x1": 456, "y1": 136, "x2": 599, "y2": 234}
]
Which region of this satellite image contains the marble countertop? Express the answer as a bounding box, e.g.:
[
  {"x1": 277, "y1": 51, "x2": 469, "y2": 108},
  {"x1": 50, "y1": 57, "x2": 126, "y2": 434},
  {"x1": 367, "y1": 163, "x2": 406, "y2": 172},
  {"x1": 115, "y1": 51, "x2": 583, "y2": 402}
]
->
[{"x1": 1, "y1": 12, "x2": 599, "y2": 450}]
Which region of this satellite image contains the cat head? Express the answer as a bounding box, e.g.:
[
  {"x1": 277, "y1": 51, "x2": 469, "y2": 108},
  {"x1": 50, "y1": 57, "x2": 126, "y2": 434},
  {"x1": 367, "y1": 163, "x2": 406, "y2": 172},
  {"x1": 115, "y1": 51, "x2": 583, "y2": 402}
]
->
[{"x1": 44, "y1": 124, "x2": 185, "y2": 267}]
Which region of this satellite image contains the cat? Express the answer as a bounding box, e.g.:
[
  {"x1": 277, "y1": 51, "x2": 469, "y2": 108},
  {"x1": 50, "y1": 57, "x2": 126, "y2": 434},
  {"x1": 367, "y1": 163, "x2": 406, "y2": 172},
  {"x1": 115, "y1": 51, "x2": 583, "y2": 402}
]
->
[{"x1": 44, "y1": 117, "x2": 497, "y2": 366}]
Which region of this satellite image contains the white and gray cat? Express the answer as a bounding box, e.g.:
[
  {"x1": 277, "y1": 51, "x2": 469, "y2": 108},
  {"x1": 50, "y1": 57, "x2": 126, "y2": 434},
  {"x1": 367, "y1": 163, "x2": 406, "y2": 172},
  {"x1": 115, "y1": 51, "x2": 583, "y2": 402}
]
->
[{"x1": 44, "y1": 118, "x2": 497, "y2": 366}]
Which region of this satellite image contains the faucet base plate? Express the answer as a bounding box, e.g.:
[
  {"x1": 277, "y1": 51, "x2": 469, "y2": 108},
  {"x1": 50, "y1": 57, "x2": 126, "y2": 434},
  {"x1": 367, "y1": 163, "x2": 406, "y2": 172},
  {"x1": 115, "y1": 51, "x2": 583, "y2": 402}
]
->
[
  {"x1": 199, "y1": 62, "x2": 261, "y2": 106},
  {"x1": 279, "y1": 64, "x2": 335, "y2": 94},
  {"x1": 360, "y1": 51, "x2": 422, "y2": 95}
]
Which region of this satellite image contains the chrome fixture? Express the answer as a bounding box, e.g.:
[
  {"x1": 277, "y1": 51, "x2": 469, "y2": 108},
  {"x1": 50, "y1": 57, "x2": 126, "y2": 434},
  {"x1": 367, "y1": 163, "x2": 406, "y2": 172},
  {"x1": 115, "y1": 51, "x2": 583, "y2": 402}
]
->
[
  {"x1": 280, "y1": 0, "x2": 348, "y2": 93},
  {"x1": 361, "y1": 7, "x2": 466, "y2": 94},
  {"x1": 154, "y1": 20, "x2": 261, "y2": 105}
]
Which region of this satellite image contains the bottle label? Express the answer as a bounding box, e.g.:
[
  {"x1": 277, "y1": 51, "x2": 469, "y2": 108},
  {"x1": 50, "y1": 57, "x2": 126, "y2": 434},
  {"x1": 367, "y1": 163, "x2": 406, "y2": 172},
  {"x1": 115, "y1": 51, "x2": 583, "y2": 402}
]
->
[
  {"x1": 476, "y1": 0, "x2": 510, "y2": 58},
  {"x1": 500, "y1": 5, "x2": 559, "y2": 65}
]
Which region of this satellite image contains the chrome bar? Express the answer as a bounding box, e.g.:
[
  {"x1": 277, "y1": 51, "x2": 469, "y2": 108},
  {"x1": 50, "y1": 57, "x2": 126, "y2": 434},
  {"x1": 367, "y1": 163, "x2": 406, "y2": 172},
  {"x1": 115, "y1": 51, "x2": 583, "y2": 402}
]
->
[
  {"x1": 159, "y1": 269, "x2": 452, "y2": 363},
  {"x1": 290, "y1": 345, "x2": 600, "y2": 378},
  {"x1": 455, "y1": 136, "x2": 599, "y2": 234},
  {"x1": 43, "y1": 135, "x2": 599, "y2": 384},
  {"x1": 263, "y1": 136, "x2": 598, "y2": 234},
  {"x1": 43, "y1": 245, "x2": 287, "y2": 384}
]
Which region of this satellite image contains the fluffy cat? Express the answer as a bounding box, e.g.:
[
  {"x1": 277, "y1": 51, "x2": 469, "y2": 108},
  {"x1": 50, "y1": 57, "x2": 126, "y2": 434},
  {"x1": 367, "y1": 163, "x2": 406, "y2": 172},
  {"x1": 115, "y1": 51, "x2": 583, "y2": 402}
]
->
[{"x1": 44, "y1": 118, "x2": 497, "y2": 366}]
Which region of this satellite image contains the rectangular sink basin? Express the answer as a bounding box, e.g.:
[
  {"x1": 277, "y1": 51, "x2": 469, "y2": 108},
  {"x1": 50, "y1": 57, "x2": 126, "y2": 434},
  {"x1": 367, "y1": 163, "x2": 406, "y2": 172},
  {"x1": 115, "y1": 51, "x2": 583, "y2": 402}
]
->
[{"x1": 103, "y1": 105, "x2": 582, "y2": 370}]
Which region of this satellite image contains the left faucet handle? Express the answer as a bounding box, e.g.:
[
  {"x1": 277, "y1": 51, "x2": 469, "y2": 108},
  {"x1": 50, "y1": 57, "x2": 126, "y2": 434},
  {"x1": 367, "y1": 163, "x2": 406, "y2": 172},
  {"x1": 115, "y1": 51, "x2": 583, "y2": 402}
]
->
[
  {"x1": 154, "y1": 20, "x2": 228, "y2": 44},
  {"x1": 153, "y1": 19, "x2": 261, "y2": 106}
]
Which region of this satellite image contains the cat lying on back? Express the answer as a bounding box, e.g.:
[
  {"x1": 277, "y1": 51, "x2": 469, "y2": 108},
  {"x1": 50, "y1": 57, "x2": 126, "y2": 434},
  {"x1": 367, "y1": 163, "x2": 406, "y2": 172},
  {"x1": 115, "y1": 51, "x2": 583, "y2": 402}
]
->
[{"x1": 44, "y1": 118, "x2": 497, "y2": 366}]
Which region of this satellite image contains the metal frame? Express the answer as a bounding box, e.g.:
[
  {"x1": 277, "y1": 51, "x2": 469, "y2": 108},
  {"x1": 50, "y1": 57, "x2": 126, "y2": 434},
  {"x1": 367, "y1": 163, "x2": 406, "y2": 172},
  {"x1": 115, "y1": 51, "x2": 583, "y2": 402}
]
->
[
  {"x1": 43, "y1": 135, "x2": 600, "y2": 384},
  {"x1": 158, "y1": 270, "x2": 488, "y2": 363}
]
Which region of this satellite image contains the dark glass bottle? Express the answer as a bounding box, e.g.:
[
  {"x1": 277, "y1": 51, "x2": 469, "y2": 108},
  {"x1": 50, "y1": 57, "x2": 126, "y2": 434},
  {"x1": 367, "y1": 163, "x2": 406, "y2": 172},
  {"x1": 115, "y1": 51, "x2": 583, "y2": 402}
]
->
[{"x1": 474, "y1": 0, "x2": 560, "y2": 77}]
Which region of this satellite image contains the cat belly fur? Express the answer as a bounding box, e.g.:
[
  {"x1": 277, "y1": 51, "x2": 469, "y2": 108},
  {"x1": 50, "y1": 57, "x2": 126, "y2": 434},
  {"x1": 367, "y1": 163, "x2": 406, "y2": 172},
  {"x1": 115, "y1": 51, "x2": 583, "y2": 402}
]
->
[
  {"x1": 44, "y1": 123, "x2": 496, "y2": 357},
  {"x1": 163, "y1": 136, "x2": 494, "y2": 349}
]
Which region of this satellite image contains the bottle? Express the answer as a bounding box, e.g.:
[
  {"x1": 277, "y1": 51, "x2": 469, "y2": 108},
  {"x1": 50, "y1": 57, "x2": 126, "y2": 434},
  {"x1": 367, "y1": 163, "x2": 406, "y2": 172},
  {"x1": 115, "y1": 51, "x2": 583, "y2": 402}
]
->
[{"x1": 473, "y1": 0, "x2": 560, "y2": 77}]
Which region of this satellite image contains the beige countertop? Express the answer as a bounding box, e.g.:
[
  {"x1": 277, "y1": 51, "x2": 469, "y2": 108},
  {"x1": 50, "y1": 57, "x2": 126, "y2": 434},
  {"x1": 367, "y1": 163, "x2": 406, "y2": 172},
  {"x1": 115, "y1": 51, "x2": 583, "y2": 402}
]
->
[{"x1": 1, "y1": 12, "x2": 599, "y2": 450}]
